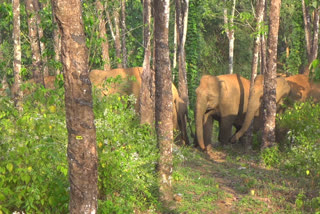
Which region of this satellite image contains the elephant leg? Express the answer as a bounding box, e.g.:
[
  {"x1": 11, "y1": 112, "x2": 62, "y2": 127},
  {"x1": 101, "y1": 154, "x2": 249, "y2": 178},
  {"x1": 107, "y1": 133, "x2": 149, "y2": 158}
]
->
[
  {"x1": 219, "y1": 116, "x2": 235, "y2": 145},
  {"x1": 203, "y1": 114, "x2": 213, "y2": 149}
]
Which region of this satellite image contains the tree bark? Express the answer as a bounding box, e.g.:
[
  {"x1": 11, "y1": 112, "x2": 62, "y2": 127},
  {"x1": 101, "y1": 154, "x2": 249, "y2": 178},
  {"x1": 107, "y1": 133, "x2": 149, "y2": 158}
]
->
[
  {"x1": 260, "y1": 2, "x2": 268, "y2": 75},
  {"x1": 114, "y1": 9, "x2": 122, "y2": 68},
  {"x1": 96, "y1": 0, "x2": 111, "y2": 71},
  {"x1": 302, "y1": 0, "x2": 312, "y2": 57},
  {"x1": 52, "y1": 0, "x2": 98, "y2": 213},
  {"x1": 25, "y1": 0, "x2": 43, "y2": 85},
  {"x1": 176, "y1": 0, "x2": 189, "y2": 106},
  {"x1": 245, "y1": 0, "x2": 266, "y2": 147},
  {"x1": 121, "y1": 0, "x2": 128, "y2": 68},
  {"x1": 51, "y1": 0, "x2": 61, "y2": 75},
  {"x1": 309, "y1": 7, "x2": 319, "y2": 64},
  {"x1": 223, "y1": 0, "x2": 236, "y2": 74},
  {"x1": 262, "y1": 0, "x2": 281, "y2": 149},
  {"x1": 140, "y1": 0, "x2": 155, "y2": 125},
  {"x1": 12, "y1": 0, "x2": 23, "y2": 110},
  {"x1": 33, "y1": 0, "x2": 49, "y2": 77},
  {"x1": 154, "y1": 0, "x2": 174, "y2": 208},
  {"x1": 301, "y1": 0, "x2": 320, "y2": 76}
]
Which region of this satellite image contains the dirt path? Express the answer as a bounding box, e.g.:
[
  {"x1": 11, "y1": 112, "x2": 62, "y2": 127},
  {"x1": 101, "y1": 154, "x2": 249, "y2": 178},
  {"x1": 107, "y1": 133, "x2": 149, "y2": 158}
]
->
[{"x1": 173, "y1": 146, "x2": 317, "y2": 213}]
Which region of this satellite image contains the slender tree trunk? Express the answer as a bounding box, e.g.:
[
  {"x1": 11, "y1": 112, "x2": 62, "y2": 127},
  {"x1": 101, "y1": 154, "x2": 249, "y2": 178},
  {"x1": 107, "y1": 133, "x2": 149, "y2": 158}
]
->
[
  {"x1": 12, "y1": 0, "x2": 23, "y2": 110},
  {"x1": 245, "y1": 0, "x2": 266, "y2": 147},
  {"x1": 51, "y1": 0, "x2": 61, "y2": 75},
  {"x1": 25, "y1": 0, "x2": 43, "y2": 85},
  {"x1": 96, "y1": 0, "x2": 110, "y2": 70},
  {"x1": 52, "y1": 0, "x2": 98, "y2": 213},
  {"x1": 121, "y1": 0, "x2": 128, "y2": 68},
  {"x1": 33, "y1": 0, "x2": 49, "y2": 77},
  {"x1": 301, "y1": 1, "x2": 319, "y2": 76},
  {"x1": 309, "y1": 7, "x2": 319, "y2": 64},
  {"x1": 114, "y1": 9, "x2": 122, "y2": 68},
  {"x1": 262, "y1": 0, "x2": 281, "y2": 149},
  {"x1": 154, "y1": 0, "x2": 174, "y2": 208},
  {"x1": 176, "y1": 0, "x2": 189, "y2": 106},
  {"x1": 260, "y1": 2, "x2": 268, "y2": 75},
  {"x1": 140, "y1": 0, "x2": 154, "y2": 125},
  {"x1": 302, "y1": 0, "x2": 312, "y2": 57},
  {"x1": 223, "y1": 0, "x2": 236, "y2": 74},
  {"x1": 173, "y1": 11, "x2": 177, "y2": 71}
]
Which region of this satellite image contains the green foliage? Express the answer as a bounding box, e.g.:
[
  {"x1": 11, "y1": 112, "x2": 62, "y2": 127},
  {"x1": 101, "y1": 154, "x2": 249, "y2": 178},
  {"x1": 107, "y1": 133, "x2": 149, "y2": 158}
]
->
[
  {"x1": 276, "y1": 102, "x2": 320, "y2": 180},
  {"x1": 92, "y1": 89, "x2": 159, "y2": 213},
  {"x1": 0, "y1": 87, "x2": 69, "y2": 213},
  {"x1": 0, "y1": 85, "x2": 159, "y2": 213}
]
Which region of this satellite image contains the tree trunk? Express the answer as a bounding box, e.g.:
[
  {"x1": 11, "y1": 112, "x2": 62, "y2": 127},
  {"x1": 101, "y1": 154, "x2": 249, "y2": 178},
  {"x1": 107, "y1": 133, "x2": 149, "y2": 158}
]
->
[
  {"x1": 121, "y1": 0, "x2": 128, "y2": 68},
  {"x1": 12, "y1": 0, "x2": 23, "y2": 110},
  {"x1": 309, "y1": 7, "x2": 319, "y2": 64},
  {"x1": 52, "y1": 0, "x2": 98, "y2": 213},
  {"x1": 244, "y1": 0, "x2": 266, "y2": 147},
  {"x1": 262, "y1": 0, "x2": 281, "y2": 149},
  {"x1": 51, "y1": 0, "x2": 61, "y2": 75},
  {"x1": 173, "y1": 11, "x2": 177, "y2": 71},
  {"x1": 140, "y1": 0, "x2": 155, "y2": 125},
  {"x1": 33, "y1": 0, "x2": 49, "y2": 77},
  {"x1": 96, "y1": 0, "x2": 110, "y2": 71},
  {"x1": 176, "y1": 0, "x2": 189, "y2": 106},
  {"x1": 223, "y1": 0, "x2": 236, "y2": 74},
  {"x1": 114, "y1": 9, "x2": 122, "y2": 68},
  {"x1": 25, "y1": 0, "x2": 43, "y2": 85},
  {"x1": 154, "y1": 0, "x2": 174, "y2": 208},
  {"x1": 301, "y1": 0, "x2": 320, "y2": 76},
  {"x1": 260, "y1": 2, "x2": 268, "y2": 75},
  {"x1": 302, "y1": 0, "x2": 312, "y2": 57}
]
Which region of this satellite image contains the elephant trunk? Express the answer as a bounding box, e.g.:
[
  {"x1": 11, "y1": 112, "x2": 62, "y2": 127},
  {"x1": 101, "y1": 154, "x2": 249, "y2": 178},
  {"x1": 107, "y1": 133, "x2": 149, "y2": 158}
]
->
[
  {"x1": 195, "y1": 94, "x2": 207, "y2": 150},
  {"x1": 231, "y1": 89, "x2": 261, "y2": 143}
]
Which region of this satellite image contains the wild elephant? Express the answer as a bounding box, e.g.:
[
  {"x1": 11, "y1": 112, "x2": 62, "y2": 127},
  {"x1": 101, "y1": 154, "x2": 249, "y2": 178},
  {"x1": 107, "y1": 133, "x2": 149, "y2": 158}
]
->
[
  {"x1": 308, "y1": 82, "x2": 320, "y2": 103},
  {"x1": 89, "y1": 67, "x2": 189, "y2": 145},
  {"x1": 230, "y1": 75, "x2": 291, "y2": 143},
  {"x1": 285, "y1": 74, "x2": 311, "y2": 102},
  {"x1": 195, "y1": 74, "x2": 251, "y2": 151}
]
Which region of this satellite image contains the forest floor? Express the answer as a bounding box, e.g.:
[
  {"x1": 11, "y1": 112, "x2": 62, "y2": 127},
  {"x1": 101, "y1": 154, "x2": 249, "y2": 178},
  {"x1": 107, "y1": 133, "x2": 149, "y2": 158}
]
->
[{"x1": 172, "y1": 144, "x2": 318, "y2": 214}]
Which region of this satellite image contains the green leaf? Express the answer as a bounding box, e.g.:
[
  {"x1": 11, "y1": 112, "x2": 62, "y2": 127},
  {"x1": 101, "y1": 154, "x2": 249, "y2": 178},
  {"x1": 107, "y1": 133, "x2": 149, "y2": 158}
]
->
[{"x1": 6, "y1": 163, "x2": 13, "y2": 172}]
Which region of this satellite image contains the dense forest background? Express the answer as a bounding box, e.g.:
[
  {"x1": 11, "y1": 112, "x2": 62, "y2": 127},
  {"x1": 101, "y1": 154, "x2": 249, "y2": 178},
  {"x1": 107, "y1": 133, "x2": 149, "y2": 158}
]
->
[{"x1": 0, "y1": 0, "x2": 314, "y2": 108}]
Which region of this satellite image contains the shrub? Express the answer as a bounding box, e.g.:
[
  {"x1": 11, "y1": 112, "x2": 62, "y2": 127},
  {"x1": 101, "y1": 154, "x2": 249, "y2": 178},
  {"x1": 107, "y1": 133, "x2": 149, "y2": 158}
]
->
[
  {"x1": 276, "y1": 101, "x2": 320, "y2": 182},
  {"x1": 0, "y1": 85, "x2": 159, "y2": 213}
]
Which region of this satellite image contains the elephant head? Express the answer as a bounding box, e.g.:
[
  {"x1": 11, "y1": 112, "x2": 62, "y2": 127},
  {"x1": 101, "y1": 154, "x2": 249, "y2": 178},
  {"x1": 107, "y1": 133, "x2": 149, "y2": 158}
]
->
[
  {"x1": 195, "y1": 74, "x2": 251, "y2": 151},
  {"x1": 231, "y1": 75, "x2": 291, "y2": 143},
  {"x1": 285, "y1": 74, "x2": 311, "y2": 102}
]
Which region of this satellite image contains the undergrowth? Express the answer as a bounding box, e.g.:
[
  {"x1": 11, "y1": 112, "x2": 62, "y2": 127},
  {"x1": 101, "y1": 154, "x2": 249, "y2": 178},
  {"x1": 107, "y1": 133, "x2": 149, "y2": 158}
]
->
[{"x1": 0, "y1": 83, "x2": 159, "y2": 213}]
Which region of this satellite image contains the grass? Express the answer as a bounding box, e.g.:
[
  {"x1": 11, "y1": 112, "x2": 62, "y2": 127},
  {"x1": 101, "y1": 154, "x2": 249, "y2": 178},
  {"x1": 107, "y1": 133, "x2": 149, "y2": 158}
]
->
[{"x1": 172, "y1": 144, "x2": 319, "y2": 213}]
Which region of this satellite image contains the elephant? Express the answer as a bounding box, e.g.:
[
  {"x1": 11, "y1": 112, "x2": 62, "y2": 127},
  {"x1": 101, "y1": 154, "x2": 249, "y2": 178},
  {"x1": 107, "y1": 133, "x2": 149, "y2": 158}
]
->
[
  {"x1": 308, "y1": 82, "x2": 320, "y2": 103},
  {"x1": 89, "y1": 67, "x2": 189, "y2": 145},
  {"x1": 22, "y1": 75, "x2": 58, "y2": 95},
  {"x1": 285, "y1": 74, "x2": 311, "y2": 102},
  {"x1": 230, "y1": 75, "x2": 291, "y2": 143},
  {"x1": 195, "y1": 74, "x2": 251, "y2": 151}
]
